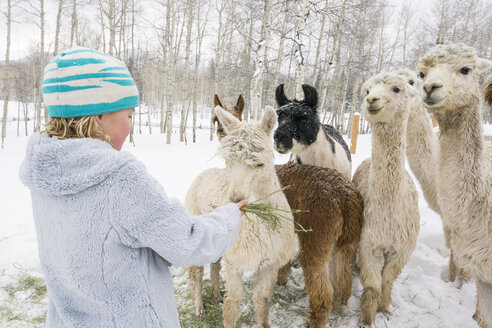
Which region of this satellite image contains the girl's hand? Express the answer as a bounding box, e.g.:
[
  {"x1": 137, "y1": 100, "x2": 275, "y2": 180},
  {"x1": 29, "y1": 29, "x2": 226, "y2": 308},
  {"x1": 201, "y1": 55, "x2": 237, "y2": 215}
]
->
[{"x1": 235, "y1": 200, "x2": 248, "y2": 216}]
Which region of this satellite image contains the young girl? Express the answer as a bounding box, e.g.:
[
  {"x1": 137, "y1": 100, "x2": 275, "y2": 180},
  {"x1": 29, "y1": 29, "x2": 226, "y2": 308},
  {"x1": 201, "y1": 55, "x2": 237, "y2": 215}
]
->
[{"x1": 19, "y1": 47, "x2": 246, "y2": 327}]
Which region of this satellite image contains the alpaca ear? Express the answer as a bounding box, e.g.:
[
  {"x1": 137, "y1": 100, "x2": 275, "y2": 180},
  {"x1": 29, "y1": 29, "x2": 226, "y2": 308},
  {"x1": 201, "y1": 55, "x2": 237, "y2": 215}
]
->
[
  {"x1": 477, "y1": 58, "x2": 492, "y2": 73},
  {"x1": 275, "y1": 84, "x2": 290, "y2": 107},
  {"x1": 302, "y1": 84, "x2": 318, "y2": 109},
  {"x1": 214, "y1": 94, "x2": 224, "y2": 108},
  {"x1": 236, "y1": 95, "x2": 245, "y2": 116},
  {"x1": 215, "y1": 106, "x2": 240, "y2": 134},
  {"x1": 260, "y1": 106, "x2": 277, "y2": 135},
  {"x1": 211, "y1": 113, "x2": 218, "y2": 125}
]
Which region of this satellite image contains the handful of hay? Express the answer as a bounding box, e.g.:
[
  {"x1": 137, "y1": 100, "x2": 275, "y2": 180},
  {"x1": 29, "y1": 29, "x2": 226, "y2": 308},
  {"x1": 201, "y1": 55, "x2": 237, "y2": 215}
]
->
[{"x1": 212, "y1": 186, "x2": 310, "y2": 233}]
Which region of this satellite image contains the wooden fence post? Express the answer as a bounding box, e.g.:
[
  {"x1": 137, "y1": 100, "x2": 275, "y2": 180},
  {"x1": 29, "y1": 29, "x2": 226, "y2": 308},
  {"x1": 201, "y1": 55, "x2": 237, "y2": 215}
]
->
[{"x1": 350, "y1": 113, "x2": 360, "y2": 154}]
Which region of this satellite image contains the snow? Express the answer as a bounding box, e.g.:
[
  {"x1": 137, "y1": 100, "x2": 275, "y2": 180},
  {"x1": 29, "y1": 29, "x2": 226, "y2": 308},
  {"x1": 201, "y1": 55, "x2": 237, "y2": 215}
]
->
[{"x1": 0, "y1": 101, "x2": 484, "y2": 327}]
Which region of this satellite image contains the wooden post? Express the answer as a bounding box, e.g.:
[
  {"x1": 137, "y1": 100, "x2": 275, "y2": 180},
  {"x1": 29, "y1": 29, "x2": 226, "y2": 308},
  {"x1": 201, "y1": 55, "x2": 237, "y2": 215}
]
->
[
  {"x1": 432, "y1": 116, "x2": 438, "y2": 127},
  {"x1": 350, "y1": 113, "x2": 360, "y2": 154}
]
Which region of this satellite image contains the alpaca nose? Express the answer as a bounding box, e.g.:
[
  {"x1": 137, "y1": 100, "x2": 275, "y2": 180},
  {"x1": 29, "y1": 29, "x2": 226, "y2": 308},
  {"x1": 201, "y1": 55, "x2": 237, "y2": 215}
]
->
[
  {"x1": 366, "y1": 96, "x2": 380, "y2": 104},
  {"x1": 423, "y1": 81, "x2": 443, "y2": 95}
]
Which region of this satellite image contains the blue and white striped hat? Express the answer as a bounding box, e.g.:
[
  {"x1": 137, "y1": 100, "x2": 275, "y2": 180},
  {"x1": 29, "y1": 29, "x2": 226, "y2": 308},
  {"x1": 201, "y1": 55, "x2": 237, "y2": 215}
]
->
[{"x1": 42, "y1": 47, "x2": 139, "y2": 118}]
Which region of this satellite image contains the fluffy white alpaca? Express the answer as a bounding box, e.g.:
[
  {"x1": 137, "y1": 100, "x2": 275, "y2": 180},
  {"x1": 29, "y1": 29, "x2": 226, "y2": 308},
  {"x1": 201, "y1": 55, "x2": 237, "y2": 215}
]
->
[
  {"x1": 352, "y1": 72, "x2": 420, "y2": 325},
  {"x1": 417, "y1": 43, "x2": 492, "y2": 328},
  {"x1": 186, "y1": 106, "x2": 296, "y2": 328},
  {"x1": 396, "y1": 68, "x2": 469, "y2": 283}
]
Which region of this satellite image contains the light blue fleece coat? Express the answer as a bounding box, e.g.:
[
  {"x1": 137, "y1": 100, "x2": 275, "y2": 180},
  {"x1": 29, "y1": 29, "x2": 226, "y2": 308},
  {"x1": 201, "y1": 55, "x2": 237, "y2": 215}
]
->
[{"x1": 19, "y1": 133, "x2": 241, "y2": 328}]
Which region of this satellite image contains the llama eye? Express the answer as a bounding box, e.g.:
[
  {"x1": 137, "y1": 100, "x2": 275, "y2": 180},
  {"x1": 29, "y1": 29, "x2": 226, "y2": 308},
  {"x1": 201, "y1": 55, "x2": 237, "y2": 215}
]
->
[
  {"x1": 409, "y1": 80, "x2": 414, "y2": 86},
  {"x1": 460, "y1": 67, "x2": 471, "y2": 75},
  {"x1": 393, "y1": 87, "x2": 400, "y2": 93},
  {"x1": 419, "y1": 72, "x2": 425, "y2": 79}
]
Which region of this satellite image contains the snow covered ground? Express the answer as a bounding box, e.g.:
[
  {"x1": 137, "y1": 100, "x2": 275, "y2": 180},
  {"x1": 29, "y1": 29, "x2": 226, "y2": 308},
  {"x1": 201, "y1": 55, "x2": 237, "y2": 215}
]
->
[{"x1": 0, "y1": 102, "x2": 487, "y2": 327}]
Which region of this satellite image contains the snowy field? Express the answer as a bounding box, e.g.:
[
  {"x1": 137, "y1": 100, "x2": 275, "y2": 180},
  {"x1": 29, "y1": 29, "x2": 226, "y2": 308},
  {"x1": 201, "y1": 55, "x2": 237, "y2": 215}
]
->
[{"x1": 0, "y1": 101, "x2": 488, "y2": 327}]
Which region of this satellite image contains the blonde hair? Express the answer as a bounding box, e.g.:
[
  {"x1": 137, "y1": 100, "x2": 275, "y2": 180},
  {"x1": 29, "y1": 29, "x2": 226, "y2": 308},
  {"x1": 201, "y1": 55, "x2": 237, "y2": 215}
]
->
[{"x1": 42, "y1": 116, "x2": 112, "y2": 145}]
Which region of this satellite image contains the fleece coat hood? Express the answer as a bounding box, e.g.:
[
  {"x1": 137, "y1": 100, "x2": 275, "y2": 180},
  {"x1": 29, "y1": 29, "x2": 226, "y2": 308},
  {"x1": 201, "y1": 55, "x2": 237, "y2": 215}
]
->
[{"x1": 19, "y1": 133, "x2": 241, "y2": 328}]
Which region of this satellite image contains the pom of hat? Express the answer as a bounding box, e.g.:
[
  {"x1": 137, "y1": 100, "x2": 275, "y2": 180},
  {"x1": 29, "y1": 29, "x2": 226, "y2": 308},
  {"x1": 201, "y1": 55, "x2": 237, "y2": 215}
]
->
[{"x1": 42, "y1": 47, "x2": 139, "y2": 118}]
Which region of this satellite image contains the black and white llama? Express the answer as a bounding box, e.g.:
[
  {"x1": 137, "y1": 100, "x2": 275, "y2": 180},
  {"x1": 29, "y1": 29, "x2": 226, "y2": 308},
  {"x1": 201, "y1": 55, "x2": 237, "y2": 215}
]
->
[{"x1": 274, "y1": 84, "x2": 352, "y2": 179}]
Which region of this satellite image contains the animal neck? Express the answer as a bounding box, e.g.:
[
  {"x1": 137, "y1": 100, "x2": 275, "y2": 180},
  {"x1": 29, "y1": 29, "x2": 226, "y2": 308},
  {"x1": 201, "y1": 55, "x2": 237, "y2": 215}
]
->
[
  {"x1": 292, "y1": 129, "x2": 326, "y2": 166},
  {"x1": 370, "y1": 121, "x2": 407, "y2": 192},
  {"x1": 406, "y1": 101, "x2": 440, "y2": 213},
  {"x1": 437, "y1": 102, "x2": 489, "y2": 199}
]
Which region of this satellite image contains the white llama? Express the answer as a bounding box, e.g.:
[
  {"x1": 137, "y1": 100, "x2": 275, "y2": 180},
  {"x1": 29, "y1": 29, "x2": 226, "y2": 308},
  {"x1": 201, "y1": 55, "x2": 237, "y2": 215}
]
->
[
  {"x1": 352, "y1": 72, "x2": 420, "y2": 325},
  {"x1": 396, "y1": 68, "x2": 468, "y2": 283},
  {"x1": 417, "y1": 43, "x2": 492, "y2": 328},
  {"x1": 186, "y1": 106, "x2": 296, "y2": 328}
]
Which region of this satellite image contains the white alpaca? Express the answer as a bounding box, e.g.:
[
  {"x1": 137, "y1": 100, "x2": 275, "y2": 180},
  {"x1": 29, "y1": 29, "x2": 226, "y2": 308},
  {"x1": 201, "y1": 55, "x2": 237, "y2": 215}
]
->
[
  {"x1": 352, "y1": 72, "x2": 420, "y2": 325},
  {"x1": 417, "y1": 43, "x2": 492, "y2": 328},
  {"x1": 396, "y1": 68, "x2": 469, "y2": 283},
  {"x1": 186, "y1": 106, "x2": 296, "y2": 328}
]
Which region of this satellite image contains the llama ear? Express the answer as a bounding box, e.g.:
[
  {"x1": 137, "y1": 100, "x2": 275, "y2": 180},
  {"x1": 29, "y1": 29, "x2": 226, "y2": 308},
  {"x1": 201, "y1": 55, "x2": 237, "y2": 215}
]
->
[
  {"x1": 260, "y1": 106, "x2": 277, "y2": 135},
  {"x1": 477, "y1": 58, "x2": 492, "y2": 73},
  {"x1": 236, "y1": 95, "x2": 245, "y2": 115},
  {"x1": 215, "y1": 106, "x2": 239, "y2": 134},
  {"x1": 302, "y1": 84, "x2": 318, "y2": 109},
  {"x1": 214, "y1": 94, "x2": 224, "y2": 108},
  {"x1": 275, "y1": 84, "x2": 290, "y2": 107}
]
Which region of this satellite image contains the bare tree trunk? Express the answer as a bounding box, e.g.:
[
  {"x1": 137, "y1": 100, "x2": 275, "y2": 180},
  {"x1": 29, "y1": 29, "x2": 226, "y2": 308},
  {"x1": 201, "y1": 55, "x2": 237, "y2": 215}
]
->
[
  {"x1": 320, "y1": 0, "x2": 347, "y2": 118},
  {"x1": 70, "y1": 0, "x2": 78, "y2": 47},
  {"x1": 212, "y1": 0, "x2": 225, "y2": 140},
  {"x1": 17, "y1": 102, "x2": 20, "y2": 137},
  {"x1": 386, "y1": 10, "x2": 401, "y2": 71},
  {"x1": 375, "y1": 12, "x2": 385, "y2": 73},
  {"x1": 294, "y1": 0, "x2": 309, "y2": 99},
  {"x1": 311, "y1": 0, "x2": 328, "y2": 85},
  {"x1": 273, "y1": 0, "x2": 289, "y2": 91},
  {"x1": 1, "y1": 0, "x2": 11, "y2": 148},
  {"x1": 250, "y1": 0, "x2": 272, "y2": 119},
  {"x1": 54, "y1": 0, "x2": 63, "y2": 56},
  {"x1": 179, "y1": 0, "x2": 194, "y2": 142},
  {"x1": 165, "y1": 0, "x2": 175, "y2": 144}
]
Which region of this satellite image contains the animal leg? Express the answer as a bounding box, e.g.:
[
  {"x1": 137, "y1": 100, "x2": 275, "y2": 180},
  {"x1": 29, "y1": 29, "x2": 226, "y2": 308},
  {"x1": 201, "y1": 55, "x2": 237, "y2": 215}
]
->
[
  {"x1": 222, "y1": 267, "x2": 244, "y2": 328},
  {"x1": 299, "y1": 254, "x2": 333, "y2": 328},
  {"x1": 210, "y1": 259, "x2": 222, "y2": 302},
  {"x1": 188, "y1": 266, "x2": 204, "y2": 316},
  {"x1": 252, "y1": 264, "x2": 279, "y2": 328},
  {"x1": 473, "y1": 280, "x2": 492, "y2": 328},
  {"x1": 276, "y1": 260, "x2": 292, "y2": 286},
  {"x1": 379, "y1": 257, "x2": 405, "y2": 313},
  {"x1": 330, "y1": 244, "x2": 356, "y2": 311},
  {"x1": 359, "y1": 247, "x2": 384, "y2": 325}
]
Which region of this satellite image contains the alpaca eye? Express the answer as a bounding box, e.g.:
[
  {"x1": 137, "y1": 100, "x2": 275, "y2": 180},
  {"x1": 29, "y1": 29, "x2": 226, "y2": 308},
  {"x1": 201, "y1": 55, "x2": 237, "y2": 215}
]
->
[
  {"x1": 460, "y1": 67, "x2": 471, "y2": 75},
  {"x1": 256, "y1": 163, "x2": 264, "y2": 168},
  {"x1": 366, "y1": 90, "x2": 369, "y2": 95},
  {"x1": 393, "y1": 87, "x2": 400, "y2": 93},
  {"x1": 419, "y1": 72, "x2": 425, "y2": 79},
  {"x1": 409, "y1": 80, "x2": 414, "y2": 86}
]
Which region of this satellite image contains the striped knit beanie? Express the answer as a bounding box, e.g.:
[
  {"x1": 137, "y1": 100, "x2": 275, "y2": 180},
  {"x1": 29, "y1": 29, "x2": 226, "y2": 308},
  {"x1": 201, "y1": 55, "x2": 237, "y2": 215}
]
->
[{"x1": 42, "y1": 47, "x2": 139, "y2": 118}]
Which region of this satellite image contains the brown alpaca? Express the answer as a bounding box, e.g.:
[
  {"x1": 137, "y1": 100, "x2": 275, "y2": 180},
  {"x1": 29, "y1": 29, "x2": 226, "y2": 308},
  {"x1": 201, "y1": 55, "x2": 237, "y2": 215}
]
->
[
  {"x1": 275, "y1": 162, "x2": 363, "y2": 328},
  {"x1": 211, "y1": 94, "x2": 244, "y2": 140}
]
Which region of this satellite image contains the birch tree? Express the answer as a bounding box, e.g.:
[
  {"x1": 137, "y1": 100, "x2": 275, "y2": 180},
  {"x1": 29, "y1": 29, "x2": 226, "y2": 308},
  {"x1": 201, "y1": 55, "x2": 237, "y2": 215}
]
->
[
  {"x1": 273, "y1": 0, "x2": 290, "y2": 92},
  {"x1": 179, "y1": 0, "x2": 194, "y2": 142},
  {"x1": 70, "y1": 0, "x2": 78, "y2": 47},
  {"x1": 1, "y1": 0, "x2": 12, "y2": 148},
  {"x1": 53, "y1": 0, "x2": 63, "y2": 56},
  {"x1": 250, "y1": 0, "x2": 272, "y2": 120},
  {"x1": 211, "y1": 0, "x2": 226, "y2": 140},
  {"x1": 293, "y1": 0, "x2": 309, "y2": 99}
]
